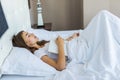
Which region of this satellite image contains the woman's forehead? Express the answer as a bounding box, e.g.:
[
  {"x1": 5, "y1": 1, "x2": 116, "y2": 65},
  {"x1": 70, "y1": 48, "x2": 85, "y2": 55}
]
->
[
  {"x1": 22, "y1": 31, "x2": 27, "y2": 34},
  {"x1": 22, "y1": 31, "x2": 28, "y2": 41},
  {"x1": 22, "y1": 31, "x2": 28, "y2": 36}
]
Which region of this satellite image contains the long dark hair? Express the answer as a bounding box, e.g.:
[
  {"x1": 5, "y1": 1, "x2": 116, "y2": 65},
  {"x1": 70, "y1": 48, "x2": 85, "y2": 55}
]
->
[{"x1": 12, "y1": 31, "x2": 49, "y2": 53}]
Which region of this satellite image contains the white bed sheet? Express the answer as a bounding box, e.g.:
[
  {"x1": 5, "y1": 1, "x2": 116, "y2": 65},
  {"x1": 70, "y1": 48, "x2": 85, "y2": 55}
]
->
[
  {"x1": 1, "y1": 75, "x2": 53, "y2": 80},
  {"x1": 52, "y1": 10, "x2": 120, "y2": 80}
]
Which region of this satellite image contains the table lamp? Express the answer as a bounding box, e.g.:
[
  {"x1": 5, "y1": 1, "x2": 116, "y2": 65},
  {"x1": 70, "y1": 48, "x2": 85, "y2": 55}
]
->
[{"x1": 37, "y1": 0, "x2": 44, "y2": 26}]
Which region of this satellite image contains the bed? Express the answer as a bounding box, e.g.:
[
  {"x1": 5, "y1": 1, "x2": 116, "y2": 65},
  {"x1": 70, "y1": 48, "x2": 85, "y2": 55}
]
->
[{"x1": 1, "y1": 0, "x2": 120, "y2": 80}]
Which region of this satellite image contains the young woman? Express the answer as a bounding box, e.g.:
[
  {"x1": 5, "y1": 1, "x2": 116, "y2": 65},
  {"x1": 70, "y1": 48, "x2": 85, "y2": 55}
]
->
[{"x1": 12, "y1": 31, "x2": 79, "y2": 71}]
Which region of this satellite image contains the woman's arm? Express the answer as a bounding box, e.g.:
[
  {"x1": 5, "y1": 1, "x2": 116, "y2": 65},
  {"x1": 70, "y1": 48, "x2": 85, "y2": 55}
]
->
[
  {"x1": 41, "y1": 36, "x2": 66, "y2": 71},
  {"x1": 66, "y1": 33, "x2": 79, "y2": 41}
]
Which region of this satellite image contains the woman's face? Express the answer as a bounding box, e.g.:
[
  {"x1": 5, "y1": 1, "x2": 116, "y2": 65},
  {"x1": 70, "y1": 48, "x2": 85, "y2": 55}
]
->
[{"x1": 22, "y1": 31, "x2": 39, "y2": 47}]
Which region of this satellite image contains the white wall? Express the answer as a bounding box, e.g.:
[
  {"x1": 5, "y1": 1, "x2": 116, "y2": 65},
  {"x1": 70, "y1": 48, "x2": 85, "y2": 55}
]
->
[
  {"x1": 109, "y1": 0, "x2": 120, "y2": 18},
  {"x1": 83, "y1": 0, "x2": 109, "y2": 27},
  {"x1": 83, "y1": 0, "x2": 120, "y2": 28}
]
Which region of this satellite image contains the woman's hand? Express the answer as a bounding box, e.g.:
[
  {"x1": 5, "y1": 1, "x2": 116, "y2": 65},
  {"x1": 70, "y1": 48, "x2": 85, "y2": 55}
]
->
[
  {"x1": 56, "y1": 36, "x2": 64, "y2": 46},
  {"x1": 72, "y1": 33, "x2": 79, "y2": 38},
  {"x1": 66, "y1": 33, "x2": 79, "y2": 41}
]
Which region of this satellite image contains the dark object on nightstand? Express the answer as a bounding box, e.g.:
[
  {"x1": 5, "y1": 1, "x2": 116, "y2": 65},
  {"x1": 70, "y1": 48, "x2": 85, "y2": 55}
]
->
[{"x1": 32, "y1": 23, "x2": 52, "y2": 31}]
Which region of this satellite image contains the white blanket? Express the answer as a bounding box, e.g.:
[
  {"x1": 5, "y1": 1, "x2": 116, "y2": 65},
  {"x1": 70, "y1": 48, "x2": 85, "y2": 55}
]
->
[{"x1": 53, "y1": 10, "x2": 120, "y2": 80}]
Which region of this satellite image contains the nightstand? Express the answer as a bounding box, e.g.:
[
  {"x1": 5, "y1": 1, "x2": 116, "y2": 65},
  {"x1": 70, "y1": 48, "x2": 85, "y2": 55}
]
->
[{"x1": 32, "y1": 23, "x2": 52, "y2": 31}]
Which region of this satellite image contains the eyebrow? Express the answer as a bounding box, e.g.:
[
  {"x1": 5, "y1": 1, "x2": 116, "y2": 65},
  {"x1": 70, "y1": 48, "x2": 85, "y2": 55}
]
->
[{"x1": 26, "y1": 32, "x2": 28, "y2": 37}]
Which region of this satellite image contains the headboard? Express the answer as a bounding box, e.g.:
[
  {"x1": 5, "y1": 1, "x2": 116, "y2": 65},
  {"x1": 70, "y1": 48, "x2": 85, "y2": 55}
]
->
[{"x1": 0, "y1": 0, "x2": 31, "y2": 69}]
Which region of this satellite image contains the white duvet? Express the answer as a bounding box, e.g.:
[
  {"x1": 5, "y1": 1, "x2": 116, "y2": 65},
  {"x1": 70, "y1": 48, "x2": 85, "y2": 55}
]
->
[{"x1": 53, "y1": 10, "x2": 120, "y2": 80}]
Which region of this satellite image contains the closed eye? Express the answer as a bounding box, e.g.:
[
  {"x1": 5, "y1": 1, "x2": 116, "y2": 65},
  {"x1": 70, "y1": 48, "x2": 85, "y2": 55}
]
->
[
  {"x1": 28, "y1": 34, "x2": 30, "y2": 37},
  {"x1": 26, "y1": 33, "x2": 31, "y2": 38}
]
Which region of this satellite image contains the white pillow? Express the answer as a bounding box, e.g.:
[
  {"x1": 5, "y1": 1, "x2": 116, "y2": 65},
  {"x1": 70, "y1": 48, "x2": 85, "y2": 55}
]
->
[
  {"x1": 27, "y1": 29, "x2": 52, "y2": 41},
  {"x1": 1, "y1": 47, "x2": 57, "y2": 76},
  {"x1": 27, "y1": 28, "x2": 81, "y2": 41}
]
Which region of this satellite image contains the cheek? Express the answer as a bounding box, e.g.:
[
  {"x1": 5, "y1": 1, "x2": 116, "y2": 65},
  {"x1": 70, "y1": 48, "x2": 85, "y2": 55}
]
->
[{"x1": 29, "y1": 38, "x2": 37, "y2": 44}]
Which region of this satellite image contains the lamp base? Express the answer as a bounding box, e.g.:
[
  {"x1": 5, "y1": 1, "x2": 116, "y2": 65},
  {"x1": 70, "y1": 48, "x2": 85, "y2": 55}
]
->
[
  {"x1": 38, "y1": 13, "x2": 44, "y2": 26},
  {"x1": 37, "y1": 25, "x2": 44, "y2": 28},
  {"x1": 32, "y1": 23, "x2": 52, "y2": 31}
]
